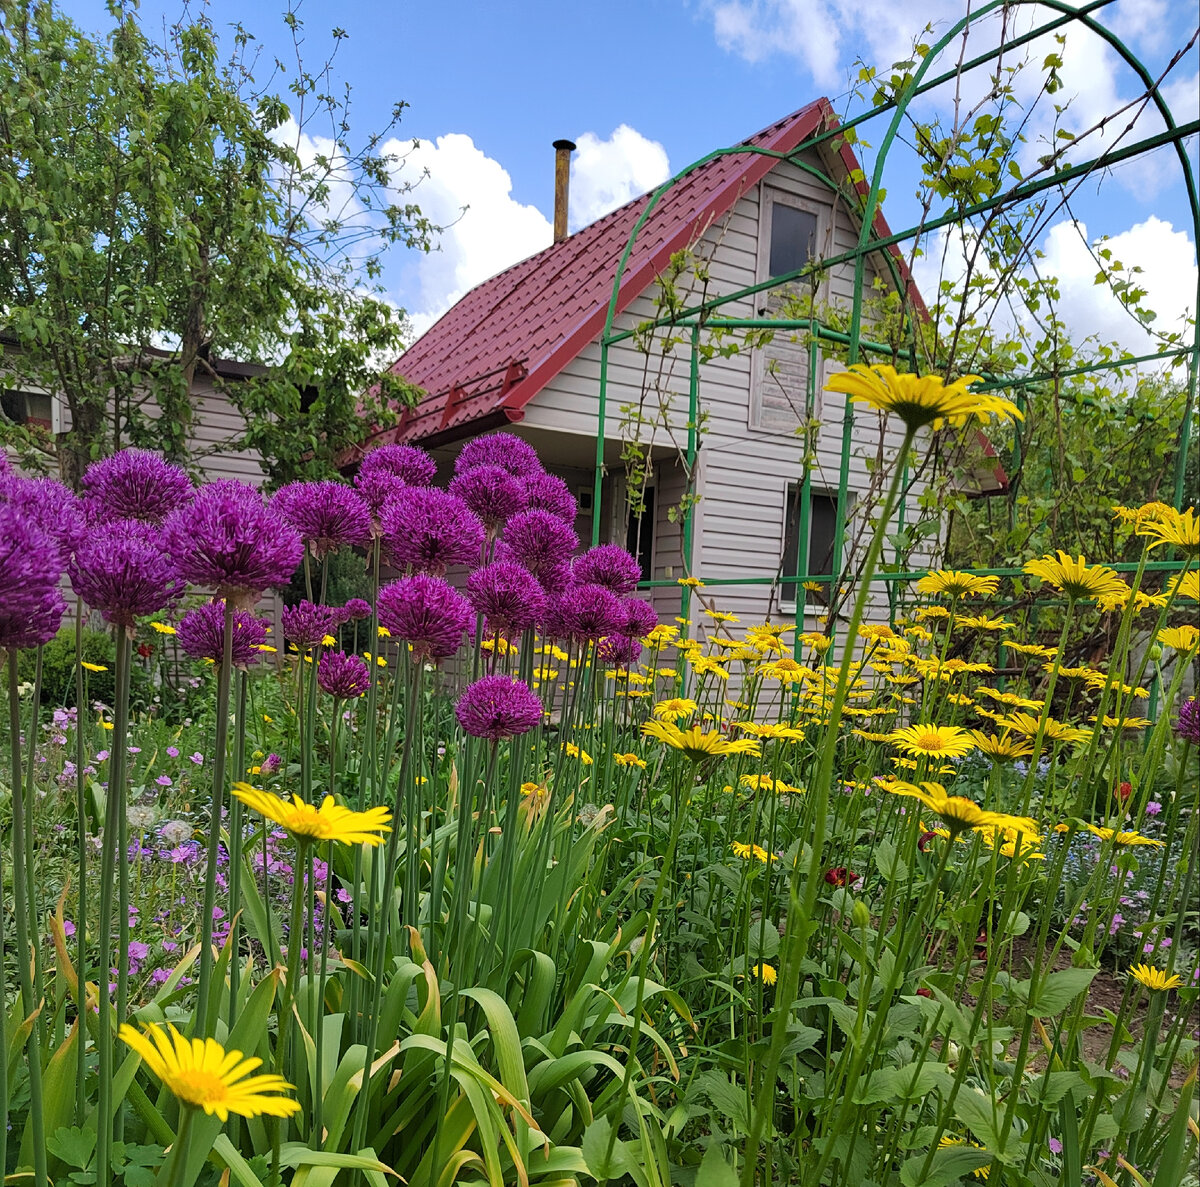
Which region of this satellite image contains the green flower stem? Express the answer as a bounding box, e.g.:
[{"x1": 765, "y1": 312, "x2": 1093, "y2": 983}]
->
[
  {"x1": 74, "y1": 602, "x2": 88, "y2": 1124},
  {"x1": 6, "y1": 652, "x2": 47, "y2": 1187},
  {"x1": 24, "y1": 646, "x2": 45, "y2": 1029},
  {"x1": 740, "y1": 424, "x2": 915, "y2": 1187},
  {"x1": 194, "y1": 601, "x2": 236, "y2": 1036},
  {"x1": 227, "y1": 670, "x2": 249, "y2": 1031},
  {"x1": 598, "y1": 756, "x2": 693, "y2": 1184},
  {"x1": 270, "y1": 834, "x2": 311, "y2": 1186},
  {"x1": 94, "y1": 629, "x2": 131, "y2": 1187}
]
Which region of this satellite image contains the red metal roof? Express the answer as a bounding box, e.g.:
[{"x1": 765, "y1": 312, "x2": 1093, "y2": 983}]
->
[{"x1": 362, "y1": 97, "x2": 923, "y2": 451}]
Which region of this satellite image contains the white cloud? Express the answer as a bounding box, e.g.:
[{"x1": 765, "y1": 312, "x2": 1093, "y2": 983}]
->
[
  {"x1": 707, "y1": 0, "x2": 967, "y2": 88},
  {"x1": 382, "y1": 132, "x2": 553, "y2": 329},
  {"x1": 383, "y1": 126, "x2": 671, "y2": 330},
  {"x1": 1037, "y1": 216, "x2": 1195, "y2": 353},
  {"x1": 911, "y1": 216, "x2": 1196, "y2": 360},
  {"x1": 570, "y1": 126, "x2": 671, "y2": 229}
]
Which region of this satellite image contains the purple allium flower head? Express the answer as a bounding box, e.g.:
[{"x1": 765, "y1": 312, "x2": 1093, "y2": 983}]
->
[
  {"x1": 597, "y1": 633, "x2": 643, "y2": 666},
  {"x1": 619, "y1": 597, "x2": 658, "y2": 639},
  {"x1": 560, "y1": 582, "x2": 625, "y2": 643},
  {"x1": 465, "y1": 561, "x2": 546, "y2": 635},
  {"x1": 573, "y1": 544, "x2": 641, "y2": 596},
  {"x1": 176, "y1": 600, "x2": 269, "y2": 667},
  {"x1": 378, "y1": 487, "x2": 485, "y2": 575},
  {"x1": 317, "y1": 650, "x2": 371, "y2": 699},
  {"x1": 272, "y1": 480, "x2": 371, "y2": 556},
  {"x1": 342, "y1": 598, "x2": 372, "y2": 622},
  {"x1": 357, "y1": 443, "x2": 437, "y2": 487},
  {"x1": 0, "y1": 506, "x2": 67, "y2": 648},
  {"x1": 523, "y1": 472, "x2": 577, "y2": 522},
  {"x1": 449, "y1": 465, "x2": 528, "y2": 531},
  {"x1": 281, "y1": 600, "x2": 339, "y2": 650},
  {"x1": 163, "y1": 481, "x2": 303, "y2": 602},
  {"x1": 0, "y1": 475, "x2": 86, "y2": 561},
  {"x1": 502, "y1": 509, "x2": 578, "y2": 580},
  {"x1": 377, "y1": 575, "x2": 472, "y2": 661},
  {"x1": 260, "y1": 753, "x2": 282, "y2": 776},
  {"x1": 69, "y1": 520, "x2": 182, "y2": 628},
  {"x1": 81, "y1": 449, "x2": 193, "y2": 525},
  {"x1": 1177, "y1": 697, "x2": 1200, "y2": 746},
  {"x1": 453, "y1": 433, "x2": 541, "y2": 479},
  {"x1": 455, "y1": 674, "x2": 543, "y2": 740},
  {"x1": 352, "y1": 469, "x2": 408, "y2": 521}
]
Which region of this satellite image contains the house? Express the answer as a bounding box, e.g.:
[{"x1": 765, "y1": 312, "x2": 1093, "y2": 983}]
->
[{"x1": 355, "y1": 98, "x2": 990, "y2": 635}]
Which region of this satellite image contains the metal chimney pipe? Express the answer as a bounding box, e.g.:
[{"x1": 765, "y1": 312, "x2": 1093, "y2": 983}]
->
[{"x1": 552, "y1": 138, "x2": 575, "y2": 243}]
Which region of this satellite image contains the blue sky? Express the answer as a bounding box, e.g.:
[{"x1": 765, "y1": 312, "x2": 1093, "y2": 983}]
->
[{"x1": 63, "y1": 0, "x2": 1198, "y2": 353}]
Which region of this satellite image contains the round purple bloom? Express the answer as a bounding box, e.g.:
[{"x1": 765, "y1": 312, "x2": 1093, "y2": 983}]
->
[
  {"x1": 573, "y1": 544, "x2": 641, "y2": 596},
  {"x1": 377, "y1": 575, "x2": 471, "y2": 661},
  {"x1": 81, "y1": 449, "x2": 193, "y2": 525},
  {"x1": 272, "y1": 481, "x2": 371, "y2": 556},
  {"x1": 449, "y1": 465, "x2": 528, "y2": 532},
  {"x1": 619, "y1": 597, "x2": 659, "y2": 639},
  {"x1": 176, "y1": 600, "x2": 269, "y2": 667},
  {"x1": 162, "y1": 480, "x2": 303, "y2": 601},
  {"x1": 465, "y1": 561, "x2": 546, "y2": 635},
  {"x1": 598, "y1": 633, "x2": 643, "y2": 667},
  {"x1": 0, "y1": 506, "x2": 67, "y2": 649},
  {"x1": 317, "y1": 651, "x2": 371, "y2": 699},
  {"x1": 353, "y1": 469, "x2": 408, "y2": 519},
  {"x1": 1177, "y1": 697, "x2": 1200, "y2": 746},
  {"x1": 342, "y1": 598, "x2": 372, "y2": 622},
  {"x1": 69, "y1": 520, "x2": 182, "y2": 628},
  {"x1": 0, "y1": 475, "x2": 86, "y2": 561},
  {"x1": 523, "y1": 472, "x2": 577, "y2": 522},
  {"x1": 281, "y1": 600, "x2": 340, "y2": 650},
  {"x1": 455, "y1": 674, "x2": 543, "y2": 740},
  {"x1": 358, "y1": 444, "x2": 437, "y2": 487},
  {"x1": 502, "y1": 510, "x2": 578, "y2": 580},
  {"x1": 454, "y1": 433, "x2": 541, "y2": 479},
  {"x1": 378, "y1": 487, "x2": 485, "y2": 575},
  {"x1": 560, "y1": 582, "x2": 625, "y2": 643}
]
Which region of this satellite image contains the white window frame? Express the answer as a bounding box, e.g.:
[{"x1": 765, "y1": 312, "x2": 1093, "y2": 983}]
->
[
  {"x1": 778, "y1": 481, "x2": 851, "y2": 612},
  {"x1": 750, "y1": 185, "x2": 830, "y2": 435}
]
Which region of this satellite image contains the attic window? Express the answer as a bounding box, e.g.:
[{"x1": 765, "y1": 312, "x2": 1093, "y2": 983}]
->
[{"x1": 767, "y1": 203, "x2": 818, "y2": 279}]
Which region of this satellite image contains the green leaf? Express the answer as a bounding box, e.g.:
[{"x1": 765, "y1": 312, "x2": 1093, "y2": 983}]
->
[
  {"x1": 1028, "y1": 968, "x2": 1097, "y2": 1016},
  {"x1": 696, "y1": 1144, "x2": 739, "y2": 1186},
  {"x1": 48, "y1": 1127, "x2": 96, "y2": 1171},
  {"x1": 900, "y1": 1145, "x2": 994, "y2": 1187}
]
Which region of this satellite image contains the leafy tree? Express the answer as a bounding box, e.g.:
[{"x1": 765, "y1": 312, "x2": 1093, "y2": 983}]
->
[{"x1": 0, "y1": 0, "x2": 432, "y2": 487}]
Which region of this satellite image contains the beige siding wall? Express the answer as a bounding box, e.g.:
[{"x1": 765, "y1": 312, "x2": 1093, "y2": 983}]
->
[{"x1": 522, "y1": 148, "x2": 930, "y2": 636}]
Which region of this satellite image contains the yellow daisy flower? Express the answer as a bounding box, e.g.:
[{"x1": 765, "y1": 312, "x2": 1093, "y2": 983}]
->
[
  {"x1": 758, "y1": 657, "x2": 811, "y2": 682},
  {"x1": 1024, "y1": 552, "x2": 1129, "y2": 602},
  {"x1": 613, "y1": 752, "x2": 648, "y2": 769},
  {"x1": 1003, "y1": 641, "x2": 1058, "y2": 658},
  {"x1": 703, "y1": 609, "x2": 740, "y2": 624},
  {"x1": 677, "y1": 576, "x2": 705, "y2": 588},
  {"x1": 915, "y1": 570, "x2": 1001, "y2": 599},
  {"x1": 968, "y1": 731, "x2": 1034, "y2": 761},
  {"x1": 1113, "y1": 501, "x2": 1175, "y2": 525},
  {"x1": 976, "y1": 688, "x2": 1044, "y2": 711},
  {"x1": 1158, "y1": 625, "x2": 1199, "y2": 653},
  {"x1": 731, "y1": 840, "x2": 777, "y2": 863},
  {"x1": 751, "y1": 963, "x2": 778, "y2": 985},
  {"x1": 734, "y1": 722, "x2": 805, "y2": 741},
  {"x1": 119, "y1": 1023, "x2": 300, "y2": 1122},
  {"x1": 80, "y1": 661, "x2": 109, "y2": 673},
  {"x1": 149, "y1": 622, "x2": 177, "y2": 635},
  {"x1": 1081, "y1": 824, "x2": 1164, "y2": 848},
  {"x1": 824, "y1": 363, "x2": 1018, "y2": 432},
  {"x1": 885, "y1": 781, "x2": 1038, "y2": 839},
  {"x1": 1136, "y1": 507, "x2": 1199, "y2": 556},
  {"x1": 996, "y1": 712, "x2": 1090, "y2": 745},
  {"x1": 641, "y1": 720, "x2": 761, "y2": 761},
  {"x1": 938, "y1": 1135, "x2": 991, "y2": 1180},
  {"x1": 231, "y1": 784, "x2": 392, "y2": 847},
  {"x1": 888, "y1": 724, "x2": 976, "y2": 758},
  {"x1": 1165, "y1": 570, "x2": 1199, "y2": 601},
  {"x1": 954, "y1": 614, "x2": 1011, "y2": 632},
  {"x1": 1127, "y1": 963, "x2": 1184, "y2": 991},
  {"x1": 653, "y1": 697, "x2": 699, "y2": 722},
  {"x1": 561, "y1": 742, "x2": 593, "y2": 765}
]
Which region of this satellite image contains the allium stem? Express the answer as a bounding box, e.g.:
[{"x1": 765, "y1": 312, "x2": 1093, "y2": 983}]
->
[
  {"x1": 73, "y1": 602, "x2": 88, "y2": 1125},
  {"x1": 6, "y1": 653, "x2": 47, "y2": 1187},
  {"x1": 194, "y1": 600, "x2": 235, "y2": 1036},
  {"x1": 227, "y1": 671, "x2": 249, "y2": 1031},
  {"x1": 95, "y1": 628, "x2": 131, "y2": 1187}
]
